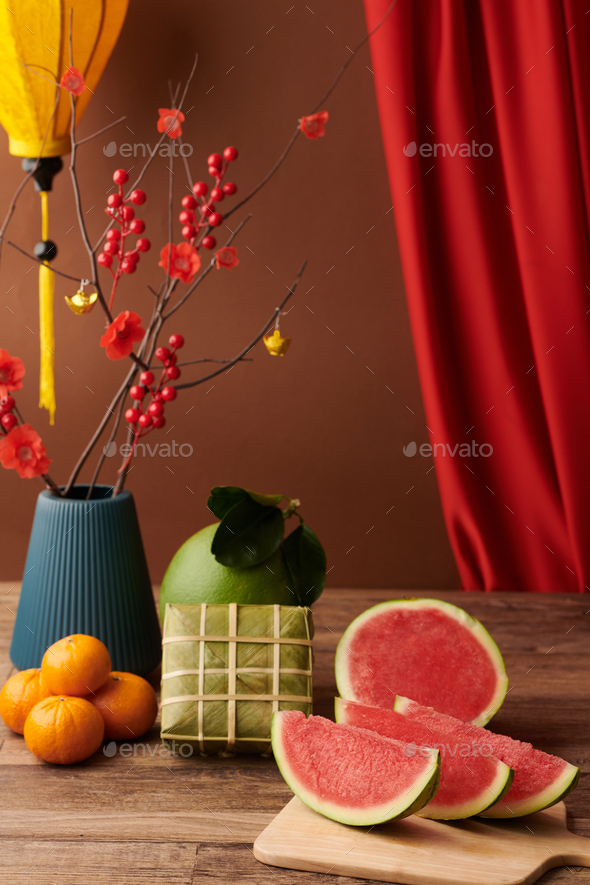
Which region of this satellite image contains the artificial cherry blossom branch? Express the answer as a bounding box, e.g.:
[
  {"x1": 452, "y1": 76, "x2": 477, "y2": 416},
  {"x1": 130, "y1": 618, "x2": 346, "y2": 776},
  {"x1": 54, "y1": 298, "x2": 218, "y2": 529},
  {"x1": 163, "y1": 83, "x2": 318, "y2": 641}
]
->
[
  {"x1": 225, "y1": 0, "x2": 397, "y2": 222},
  {"x1": 2, "y1": 8, "x2": 393, "y2": 495},
  {"x1": 91, "y1": 55, "x2": 198, "y2": 256},
  {"x1": 162, "y1": 214, "x2": 252, "y2": 319}
]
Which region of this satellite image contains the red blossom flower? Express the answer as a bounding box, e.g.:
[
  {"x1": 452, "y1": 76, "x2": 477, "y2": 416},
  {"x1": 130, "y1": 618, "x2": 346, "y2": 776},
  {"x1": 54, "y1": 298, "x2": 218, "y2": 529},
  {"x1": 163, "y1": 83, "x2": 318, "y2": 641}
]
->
[
  {"x1": 0, "y1": 424, "x2": 51, "y2": 478},
  {"x1": 0, "y1": 349, "x2": 25, "y2": 398},
  {"x1": 215, "y1": 246, "x2": 239, "y2": 270},
  {"x1": 100, "y1": 311, "x2": 145, "y2": 361},
  {"x1": 158, "y1": 243, "x2": 201, "y2": 284},
  {"x1": 60, "y1": 66, "x2": 85, "y2": 96},
  {"x1": 300, "y1": 110, "x2": 329, "y2": 139},
  {"x1": 157, "y1": 108, "x2": 185, "y2": 140}
]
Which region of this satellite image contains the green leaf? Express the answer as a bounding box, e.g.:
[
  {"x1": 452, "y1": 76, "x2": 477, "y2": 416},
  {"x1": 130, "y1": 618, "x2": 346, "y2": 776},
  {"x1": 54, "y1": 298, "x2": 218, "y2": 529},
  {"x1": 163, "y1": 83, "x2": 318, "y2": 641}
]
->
[
  {"x1": 207, "y1": 486, "x2": 283, "y2": 520},
  {"x1": 247, "y1": 490, "x2": 283, "y2": 508},
  {"x1": 212, "y1": 496, "x2": 285, "y2": 568},
  {"x1": 281, "y1": 524, "x2": 327, "y2": 606},
  {"x1": 207, "y1": 486, "x2": 250, "y2": 520}
]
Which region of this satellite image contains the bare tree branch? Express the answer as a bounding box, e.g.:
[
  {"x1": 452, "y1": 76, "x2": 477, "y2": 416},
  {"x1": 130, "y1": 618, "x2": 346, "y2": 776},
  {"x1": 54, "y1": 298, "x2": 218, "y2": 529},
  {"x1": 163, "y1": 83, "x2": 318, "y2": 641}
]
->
[
  {"x1": 174, "y1": 260, "x2": 307, "y2": 391},
  {"x1": 91, "y1": 53, "x2": 198, "y2": 254},
  {"x1": 76, "y1": 116, "x2": 126, "y2": 147},
  {"x1": 63, "y1": 362, "x2": 138, "y2": 496},
  {"x1": 225, "y1": 0, "x2": 397, "y2": 221},
  {"x1": 0, "y1": 238, "x2": 82, "y2": 281}
]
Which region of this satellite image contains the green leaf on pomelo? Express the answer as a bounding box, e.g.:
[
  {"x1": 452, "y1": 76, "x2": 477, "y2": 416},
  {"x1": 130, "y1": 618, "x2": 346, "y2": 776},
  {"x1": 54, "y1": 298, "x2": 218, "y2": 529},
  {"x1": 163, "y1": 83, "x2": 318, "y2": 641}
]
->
[
  {"x1": 212, "y1": 497, "x2": 285, "y2": 568},
  {"x1": 247, "y1": 490, "x2": 283, "y2": 508},
  {"x1": 207, "y1": 486, "x2": 251, "y2": 520},
  {"x1": 208, "y1": 486, "x2": 283, "y2": 520},
  {"x1": 159, "y1": 523, "x2": 296, "y2": 619},
  {"x1": 282, "y1": 524, "x2": 326, "y2": 606}
]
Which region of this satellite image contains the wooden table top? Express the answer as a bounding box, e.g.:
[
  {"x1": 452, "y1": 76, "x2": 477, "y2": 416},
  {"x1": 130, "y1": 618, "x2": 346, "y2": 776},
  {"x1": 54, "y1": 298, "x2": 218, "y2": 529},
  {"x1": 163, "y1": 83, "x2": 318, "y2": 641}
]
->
[{"x1": 0, "y1": 584, "x2": 588, "y2": 885}]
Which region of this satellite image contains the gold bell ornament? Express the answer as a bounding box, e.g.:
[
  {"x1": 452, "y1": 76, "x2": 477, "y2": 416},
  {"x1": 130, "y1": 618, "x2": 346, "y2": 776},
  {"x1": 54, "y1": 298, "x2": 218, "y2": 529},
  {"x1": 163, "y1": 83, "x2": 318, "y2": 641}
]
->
[
  {"x1": 65, "y1": 280, "x2": 98, "y2": 315},
  {"x1": 263, "y1": 315, "x2": 291, "y2": 357}
]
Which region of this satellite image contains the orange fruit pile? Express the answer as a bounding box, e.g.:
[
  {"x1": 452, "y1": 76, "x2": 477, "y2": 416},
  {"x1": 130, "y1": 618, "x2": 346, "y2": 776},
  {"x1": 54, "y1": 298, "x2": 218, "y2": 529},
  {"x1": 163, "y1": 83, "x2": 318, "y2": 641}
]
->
[
  {"x1": 42, "y1": 634, "x2": 112, "y2": 696},
  {"x1": 0, "y1": 667, "x2": 51, "y2": 734},
  {"x1": 24, "y1": 696, "x2": 105, "y2": 765},
  {"x1": 92, "y1": 671, "x2": 158, "y2": 740},
  {"x1": 0, "y1": 633, "x2": 158, "y2": 765}
]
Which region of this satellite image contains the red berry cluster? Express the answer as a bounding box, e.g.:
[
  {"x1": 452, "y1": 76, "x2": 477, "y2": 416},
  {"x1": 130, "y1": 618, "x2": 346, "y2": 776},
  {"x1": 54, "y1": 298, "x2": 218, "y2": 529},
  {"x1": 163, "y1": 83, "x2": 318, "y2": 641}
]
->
[
  {"x1": 98, "y1": 169, "x2": 151, "y2": 278},
  {"x1": 0, "y1": 395, "x2": 17, "y2": 432},
  {"x1": 125, "y1": 334, "x2": 184, "y2": 433},
  {"x1": 180, "y1": 146, "x2": 238, "y2": 250}
]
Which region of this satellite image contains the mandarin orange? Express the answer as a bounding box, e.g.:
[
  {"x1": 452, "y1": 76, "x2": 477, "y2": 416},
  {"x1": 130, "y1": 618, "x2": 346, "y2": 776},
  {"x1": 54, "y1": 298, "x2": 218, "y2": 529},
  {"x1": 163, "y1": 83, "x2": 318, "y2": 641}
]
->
[
  {"x1": 41, "y1": 634, "x2": 111, "y2": 696},
  {"x1": 24, "y1": 695, "x2": 105, "y2": 764},
  {"x1": 90, "y1": 671, "x2": 158, "y2": 739},
  {"x1": 0, "y1": 668, "x2": 52, "y2": 734}
]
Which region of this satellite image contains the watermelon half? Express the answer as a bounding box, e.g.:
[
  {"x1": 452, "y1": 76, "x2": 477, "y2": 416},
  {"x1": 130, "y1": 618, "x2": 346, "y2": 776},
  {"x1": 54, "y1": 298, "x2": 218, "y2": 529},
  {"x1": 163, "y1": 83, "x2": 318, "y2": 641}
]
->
[
  {"x1": 335, "y1": 698, "x2": 514, "y2": 820},
  {"x1": 394, "y1": 696, "x2": 580, "y2": 818},
  {"x1": 271, "y1": 710, "x2": 441, "y2": 826},
  {"x1": 335, "y1": 599, "x2": 508, "y2": 726}
]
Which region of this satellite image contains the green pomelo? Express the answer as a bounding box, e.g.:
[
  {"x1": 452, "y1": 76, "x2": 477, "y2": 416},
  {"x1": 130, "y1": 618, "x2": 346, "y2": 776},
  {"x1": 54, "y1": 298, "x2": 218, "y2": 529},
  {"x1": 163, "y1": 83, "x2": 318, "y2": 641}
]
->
[
  {"x1": 394, "y1": 696, "x2": 580, "y2": 818},
  {"x1": 335, "y1": 598, "x2": 508, "y2": 726},
  {"x1": 335, "y1": 697, "x2": 514, "y2": 820},
  {"x1": 271, "y1": 710, "x2": 441, "y2": 827},
  {"x1": 159, "y1": 523, "x2": 295, "y2": 621}
]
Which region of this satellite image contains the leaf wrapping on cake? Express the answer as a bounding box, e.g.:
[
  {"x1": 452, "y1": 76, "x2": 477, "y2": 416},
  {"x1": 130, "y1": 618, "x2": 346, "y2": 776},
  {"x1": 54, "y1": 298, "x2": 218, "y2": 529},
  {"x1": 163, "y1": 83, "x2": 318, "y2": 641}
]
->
[{"x1": 160, "y1": 603, "x2": 313, "y2": 755}]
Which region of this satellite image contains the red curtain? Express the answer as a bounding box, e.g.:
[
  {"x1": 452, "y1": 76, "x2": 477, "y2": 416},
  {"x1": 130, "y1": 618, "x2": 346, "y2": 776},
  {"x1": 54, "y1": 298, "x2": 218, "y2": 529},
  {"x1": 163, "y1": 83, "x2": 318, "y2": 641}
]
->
[{"x1": 364, "y1": 0, "x2": 590, "y2": 592}]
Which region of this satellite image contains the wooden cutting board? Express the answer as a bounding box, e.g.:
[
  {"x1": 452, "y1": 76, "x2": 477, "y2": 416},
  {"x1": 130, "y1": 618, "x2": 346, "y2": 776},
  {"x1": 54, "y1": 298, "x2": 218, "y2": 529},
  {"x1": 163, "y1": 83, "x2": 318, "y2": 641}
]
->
[{"x1": 253, "y1": 798, "x2": 590, "y2": 885}]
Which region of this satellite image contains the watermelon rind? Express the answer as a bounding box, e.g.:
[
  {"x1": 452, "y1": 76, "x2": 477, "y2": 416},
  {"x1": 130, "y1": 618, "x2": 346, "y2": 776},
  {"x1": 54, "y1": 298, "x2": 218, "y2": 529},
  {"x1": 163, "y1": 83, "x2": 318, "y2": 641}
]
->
[
  {"x1": 334, "y1": 697, "x2": 515, "y2": 820},
  {"x1": 479, "y1": 765, "x2": 580, "y2": 818},
  {"x1": 335, "y1": 598, "x2": 508, "y2": 726},
  {"x1": 471, "y1": 766, "x2": 515, "y2": 816},
  {"x1": 271, "y1": 712, "x2": 441, "y2": 827},
  {"x1": 394, "y1": 695, "x2": 581, "y2": 819}
]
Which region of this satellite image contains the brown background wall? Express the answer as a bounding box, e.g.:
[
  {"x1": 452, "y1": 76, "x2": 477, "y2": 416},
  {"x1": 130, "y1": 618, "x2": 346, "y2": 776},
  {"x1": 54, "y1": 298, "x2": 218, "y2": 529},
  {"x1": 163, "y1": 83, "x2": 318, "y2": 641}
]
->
[{"x1": 0, "y1": 0, "x2": 460, "y2": 589}]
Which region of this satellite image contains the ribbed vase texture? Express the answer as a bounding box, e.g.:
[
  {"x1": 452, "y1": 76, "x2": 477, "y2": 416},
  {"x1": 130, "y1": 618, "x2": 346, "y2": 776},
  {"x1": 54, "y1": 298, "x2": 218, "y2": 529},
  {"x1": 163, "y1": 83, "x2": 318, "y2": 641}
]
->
[{"x1": 10, "y1": 486, "x2": 161, "y2": 675}]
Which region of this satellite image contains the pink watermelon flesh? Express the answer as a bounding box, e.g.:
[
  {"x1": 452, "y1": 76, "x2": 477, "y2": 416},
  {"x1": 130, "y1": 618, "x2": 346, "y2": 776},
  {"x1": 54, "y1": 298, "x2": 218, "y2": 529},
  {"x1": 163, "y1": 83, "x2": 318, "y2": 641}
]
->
[
  {"x1": 335, "y1": 698, "x2": 514, "y2": 820},
  {"x1": 335, "y1": 600, "x2": 507, "y2": 725},
  {"x1": 395, "y1": 696, "x2": 580, "y2": 818},
  {"x1": 271, "y1": 710, "x2": 441, "y2": 826}
]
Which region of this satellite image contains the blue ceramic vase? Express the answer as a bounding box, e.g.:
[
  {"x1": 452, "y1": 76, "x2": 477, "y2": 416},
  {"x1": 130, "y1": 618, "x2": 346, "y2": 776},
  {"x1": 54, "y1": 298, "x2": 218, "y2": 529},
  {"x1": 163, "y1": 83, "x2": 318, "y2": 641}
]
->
[{"x1": 10, "y1": 485, "x2": 161, "y2": 675}]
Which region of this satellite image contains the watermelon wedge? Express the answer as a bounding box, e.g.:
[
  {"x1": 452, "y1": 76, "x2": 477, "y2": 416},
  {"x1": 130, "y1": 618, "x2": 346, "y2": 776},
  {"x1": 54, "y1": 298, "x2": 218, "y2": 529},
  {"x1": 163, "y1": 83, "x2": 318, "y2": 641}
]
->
[
  {"x1": 271, "y1": 710, "x2": 441, "y2": 826},
  {"x1": 335, "y1": 698, "x2": 514, "y2": 820},
  {"x1": 335, "y1": 599, "x2": 507, "y2": 725},
  {"x1": 394, "y1": 696, "x2": 580, "y2": 818}
]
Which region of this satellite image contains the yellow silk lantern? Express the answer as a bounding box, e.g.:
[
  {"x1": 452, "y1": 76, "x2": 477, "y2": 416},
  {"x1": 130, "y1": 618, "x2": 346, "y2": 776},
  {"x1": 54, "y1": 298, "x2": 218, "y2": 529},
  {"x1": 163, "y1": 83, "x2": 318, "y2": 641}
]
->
[
  {"x1": 0, "y1": 0, "x2": 129, "y2": 158},
  {"x1": 0, "y1": 0, "x2": 129, "y2": 423}
]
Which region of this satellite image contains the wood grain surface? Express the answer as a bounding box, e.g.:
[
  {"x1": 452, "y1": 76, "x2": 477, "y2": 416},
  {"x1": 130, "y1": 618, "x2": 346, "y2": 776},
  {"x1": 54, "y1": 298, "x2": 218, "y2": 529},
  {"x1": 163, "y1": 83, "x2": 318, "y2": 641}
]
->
[
  {"x1": 0, "y1": 585, "x2": 588, "y2": 884},
  {"x1": 254, "y1": 798, "x2": 590, "y2": 885}
]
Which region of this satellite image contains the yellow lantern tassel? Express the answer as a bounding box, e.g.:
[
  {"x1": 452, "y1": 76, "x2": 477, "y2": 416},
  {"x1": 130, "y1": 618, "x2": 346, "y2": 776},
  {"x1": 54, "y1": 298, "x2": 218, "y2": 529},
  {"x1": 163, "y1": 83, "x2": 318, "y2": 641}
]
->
[{"x1": 38, "y1": 191, "x2": 56, "y2": 424}]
